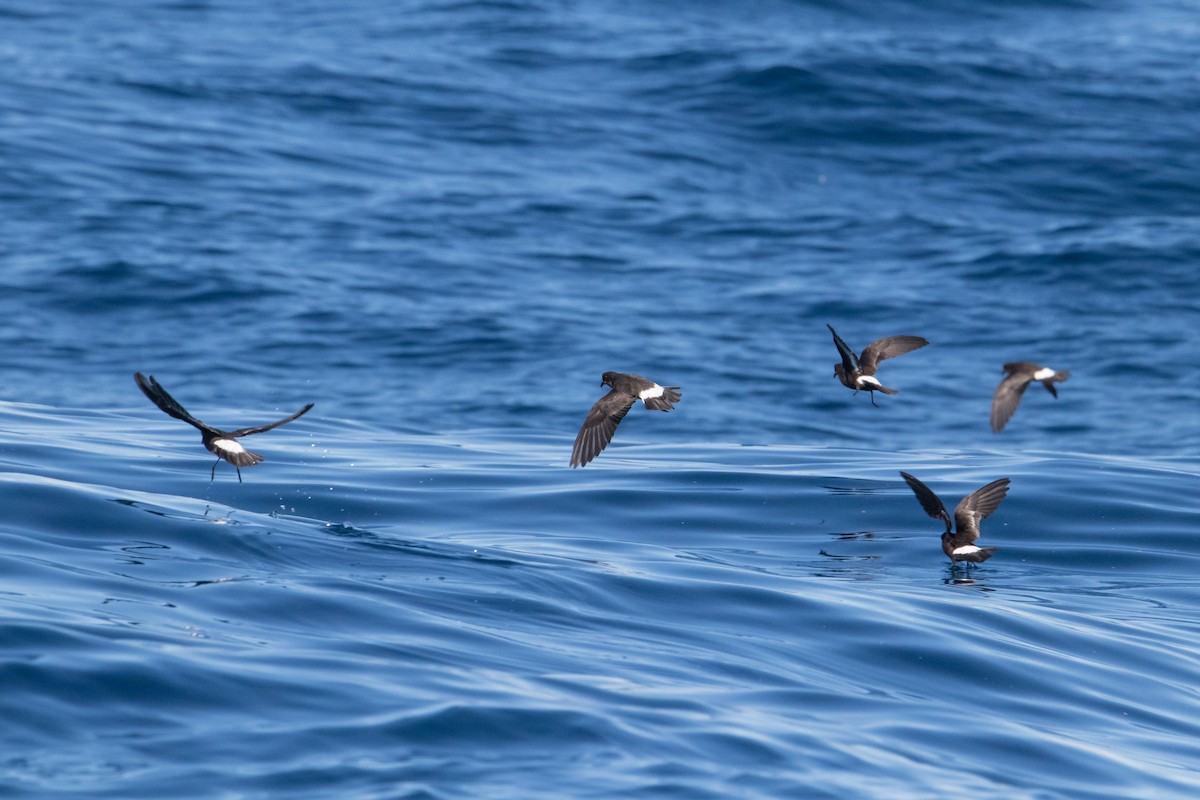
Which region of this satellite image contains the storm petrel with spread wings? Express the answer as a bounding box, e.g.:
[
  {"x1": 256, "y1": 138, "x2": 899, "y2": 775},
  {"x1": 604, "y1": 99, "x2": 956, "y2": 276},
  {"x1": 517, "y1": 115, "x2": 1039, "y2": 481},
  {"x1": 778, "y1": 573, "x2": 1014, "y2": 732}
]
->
[
  {"x1": 900, "y1": 471, "x2": 1011, "y2": 564},
  {"x1": 570, "y1": 372, "x2": 681, "y2": 468},
  {"x1": 990, "y1": 362, "x2": 1071, "y2": 433},
  {"x1": 827, "y1": 324, "x2": 928, "y2": 406},
  {"x1": 134, "y1": 372, "x2": 314, "y2": 482}
]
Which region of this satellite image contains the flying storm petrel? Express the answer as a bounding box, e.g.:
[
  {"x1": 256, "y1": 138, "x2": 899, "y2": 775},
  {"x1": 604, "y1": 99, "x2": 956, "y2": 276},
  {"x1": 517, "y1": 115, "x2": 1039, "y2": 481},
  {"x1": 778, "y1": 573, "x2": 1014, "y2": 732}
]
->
[
  {"x1": 570, "y1": 372, "x2": 680, "y2": 468},
  {"x1": 134, "y1": 372, "x2": 314, "y2": 482},
  {"x1": 827, "y1": 324, "x2": 928, "y2": 406},
  {"x1": 990, "y1": 361, "x2": 1071, "y2": 433},
  {"x1": 900, "y1": 471, "x2": 1011, "y2": 564}
]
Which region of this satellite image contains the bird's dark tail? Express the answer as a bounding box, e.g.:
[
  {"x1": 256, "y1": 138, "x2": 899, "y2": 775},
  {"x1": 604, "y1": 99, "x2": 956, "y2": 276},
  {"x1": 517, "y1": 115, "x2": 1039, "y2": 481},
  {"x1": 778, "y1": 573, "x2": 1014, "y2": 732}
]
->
[
  {"x1": 1042, "y1": 371, "x2": 1070, "y2": 397},
  {"x1": 224, "y1": 450, "x2": 265, "y2": 468},
  {"x1": 643, "y1": 386, "x2": 681, "y2": 411}
]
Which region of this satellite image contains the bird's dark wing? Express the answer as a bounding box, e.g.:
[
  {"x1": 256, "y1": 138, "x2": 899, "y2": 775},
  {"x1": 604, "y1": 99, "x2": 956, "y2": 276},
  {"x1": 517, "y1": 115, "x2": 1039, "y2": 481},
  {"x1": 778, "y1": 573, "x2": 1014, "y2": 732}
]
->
[
  {"x1": 900, "y1": 471, "x2": 952, "y2": 533},
  {"x1": 859, "y1": 336, "x2": 928, "y2": 374},
  {"x1": 571, "y1": 389, "x2": 637, "y2": 468},
  {"x1": 953, "y1": 478, "x2": 1011, "y2": 543},
  {"x1": 134, "y1": 372, "x2": 218, "y2": 434},
  {"x1": 827, "y1": 324, "x2": 859, "y2": 373},
  {"x1": 229, "y1": 403, "x2": 315, "y2": 437},
  {"x1": 989, "y1": 371, "x2": 1033, "y2": 433}
]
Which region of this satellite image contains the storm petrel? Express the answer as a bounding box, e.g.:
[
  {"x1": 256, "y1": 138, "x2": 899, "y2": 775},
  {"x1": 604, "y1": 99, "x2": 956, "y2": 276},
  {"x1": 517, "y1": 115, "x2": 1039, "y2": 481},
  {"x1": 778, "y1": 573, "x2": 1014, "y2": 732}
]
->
[
  {"x1": 134, "y1": 372, "x2": 314, "y2": 482},
  {"x1": 990, "y1": 362, "x2": 1071, "y2": 433},
  {"x1": 827, "y1": 324, "x2": 928, "y2": 406},
  {"x1": 900, "y1": 471, "x2": 1011, "y2": 564},
  {"x1": 570, "y1": 372, "x2": 681, "y2": 468}
]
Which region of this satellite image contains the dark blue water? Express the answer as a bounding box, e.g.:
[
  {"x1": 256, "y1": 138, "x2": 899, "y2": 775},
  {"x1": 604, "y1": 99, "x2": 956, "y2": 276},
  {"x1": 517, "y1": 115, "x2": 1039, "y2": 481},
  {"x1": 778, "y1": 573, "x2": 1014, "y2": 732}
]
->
[{"x1": 3, "y1": 1, "x2": 1199, "y2": 797}]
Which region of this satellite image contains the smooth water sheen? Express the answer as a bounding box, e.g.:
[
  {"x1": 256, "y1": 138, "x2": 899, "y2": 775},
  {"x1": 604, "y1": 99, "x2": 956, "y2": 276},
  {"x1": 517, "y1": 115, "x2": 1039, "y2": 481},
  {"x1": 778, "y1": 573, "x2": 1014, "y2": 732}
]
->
[{"x1": 3, "y1": 1, "x2": 1199, "y2": 798}]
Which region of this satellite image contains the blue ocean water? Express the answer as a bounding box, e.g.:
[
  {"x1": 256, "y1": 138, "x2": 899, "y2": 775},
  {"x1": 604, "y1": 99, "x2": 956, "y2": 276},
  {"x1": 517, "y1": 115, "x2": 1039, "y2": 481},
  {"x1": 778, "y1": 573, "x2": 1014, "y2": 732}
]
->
[{"x1": 2, "y1": 0, "x2": 1199, "y2": 797}]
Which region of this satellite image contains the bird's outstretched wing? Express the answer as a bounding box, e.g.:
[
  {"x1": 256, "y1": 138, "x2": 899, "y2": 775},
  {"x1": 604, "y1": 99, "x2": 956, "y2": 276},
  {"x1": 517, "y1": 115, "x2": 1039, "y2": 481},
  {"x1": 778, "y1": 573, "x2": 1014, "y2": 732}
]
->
[
  {"x1": 953, "y1": 478, "x2": 1011, "y2": 543},
  {"x1": 134, "y1": 372, "x2": 218, "y2": 434},
  {"x1": 859, "y1": 336, "x2": 928, "y2": 374},
  {"x1": 900, "y1": 471, "x2": 952, "y2": 533},
  {"x1": 229, "y1": 403, "x2": 315, "y2": 437},
  {"x1": 571, "y1": 389, "x2": 637, "y2": 468},
  {"x1": 990, "y1": 371, "x2": 1034, "y2": 433},
  {"x1": 827, "y1": 324, "x2": 859, "y2": 373}
]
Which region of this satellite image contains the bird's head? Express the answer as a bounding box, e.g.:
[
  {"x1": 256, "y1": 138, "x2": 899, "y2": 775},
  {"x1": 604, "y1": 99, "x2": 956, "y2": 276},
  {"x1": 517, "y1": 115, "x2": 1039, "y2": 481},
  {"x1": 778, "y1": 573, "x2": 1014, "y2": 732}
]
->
[{"x1": 600, "y1": 371, "x2": 616, "y2": 387}]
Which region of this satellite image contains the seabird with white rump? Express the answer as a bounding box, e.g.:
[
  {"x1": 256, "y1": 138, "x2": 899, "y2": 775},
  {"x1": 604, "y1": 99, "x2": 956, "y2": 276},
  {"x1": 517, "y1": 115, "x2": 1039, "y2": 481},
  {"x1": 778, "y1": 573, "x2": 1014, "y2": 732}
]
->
[
  {"x1": 570, "y1": 372, "x2": 680, "y2": 468},
  {"x1": 134, "y1": 372, "x2": 314, "y2": 482},
  {"x1": 900, "y1": 471, "x2": 1011, "y2": 565},
  {"x1": 990, "y1": 361, "x2": 1071, "y2": 433},
  {"x1": 827, "y1": 324, "x2": 928, "y2": 406}
]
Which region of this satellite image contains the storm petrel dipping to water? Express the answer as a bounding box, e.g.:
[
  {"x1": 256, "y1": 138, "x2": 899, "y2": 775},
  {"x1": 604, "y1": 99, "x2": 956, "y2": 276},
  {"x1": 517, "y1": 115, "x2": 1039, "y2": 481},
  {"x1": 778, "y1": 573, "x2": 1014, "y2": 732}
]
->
[
  {"x1": 827, "y1": 324, "x2": 928, "y2": 406},
  {"x1": 990, "y1": 362, "x2": 1071, "y2": 433},
  {"x1": 900, "y1": 471, "x2": 1011, "y2": 564},
  {"x1": 570, "y1": 372, "x2": 681, "y2": 468},
  {"x1": 134, "y1": 372, "x2": 314, "y2": 482}
]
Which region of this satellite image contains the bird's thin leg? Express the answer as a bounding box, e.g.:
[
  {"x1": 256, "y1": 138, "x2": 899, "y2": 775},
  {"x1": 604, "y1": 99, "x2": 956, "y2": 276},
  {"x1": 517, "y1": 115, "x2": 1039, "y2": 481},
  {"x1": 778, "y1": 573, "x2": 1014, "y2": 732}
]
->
[
  {"x1": 211, "y1": 458, "x2": 219, "y2": 482},
  {"x1": 870, "y1": 391, "x2": 879, "y2": 408},
  {"x1": 236, "y1": 466, "x2": 243, "y2": 484}
]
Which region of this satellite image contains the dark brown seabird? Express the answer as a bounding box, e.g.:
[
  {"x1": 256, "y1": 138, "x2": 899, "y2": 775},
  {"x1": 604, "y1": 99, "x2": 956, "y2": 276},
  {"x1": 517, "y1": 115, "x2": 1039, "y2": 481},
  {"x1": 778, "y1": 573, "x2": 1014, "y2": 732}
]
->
[
  {"x1": 570, "y1": 372, "x2": 680, "y2": 468},
  {"x1": 990, "y1": 361, "x2": 1071, "y2": 433},
  {"x1": 827, "y1": 324, "x2": 928, "y2": 406},
  {"x1": 900, "y1": 471, "x2": 1011, "y2": 564},
  {"x1": 134, "y1": 372, "x2": 314, "y2": 482}
]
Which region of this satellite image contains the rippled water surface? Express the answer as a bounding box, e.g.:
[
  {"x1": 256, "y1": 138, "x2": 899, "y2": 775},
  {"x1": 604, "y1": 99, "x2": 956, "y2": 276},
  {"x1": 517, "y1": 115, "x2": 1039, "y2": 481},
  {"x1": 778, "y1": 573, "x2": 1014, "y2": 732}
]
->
[{"x1": 2, "y1": 1, "x2": 1199, "y2": 797}]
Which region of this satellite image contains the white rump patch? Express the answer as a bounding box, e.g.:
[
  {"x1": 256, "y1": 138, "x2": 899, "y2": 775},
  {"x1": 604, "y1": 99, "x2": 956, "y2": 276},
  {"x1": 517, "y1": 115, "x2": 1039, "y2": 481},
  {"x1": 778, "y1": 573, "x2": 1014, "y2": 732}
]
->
[
  {"x1": 1033, "y1": 367, "x2": 1056, "y2": 381},
  {"x1": 639, "y1": 384, "x2": 665, "y2": 401},
  {"x1": 952, "y1": 545, "x2": 982, "y2": 555},
  {"x1": 858, "y1": 375, "x2": 883, "y2": 388},
  {"x1": 212, "y1": 438, "x2": 246, "y2": 455}
]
